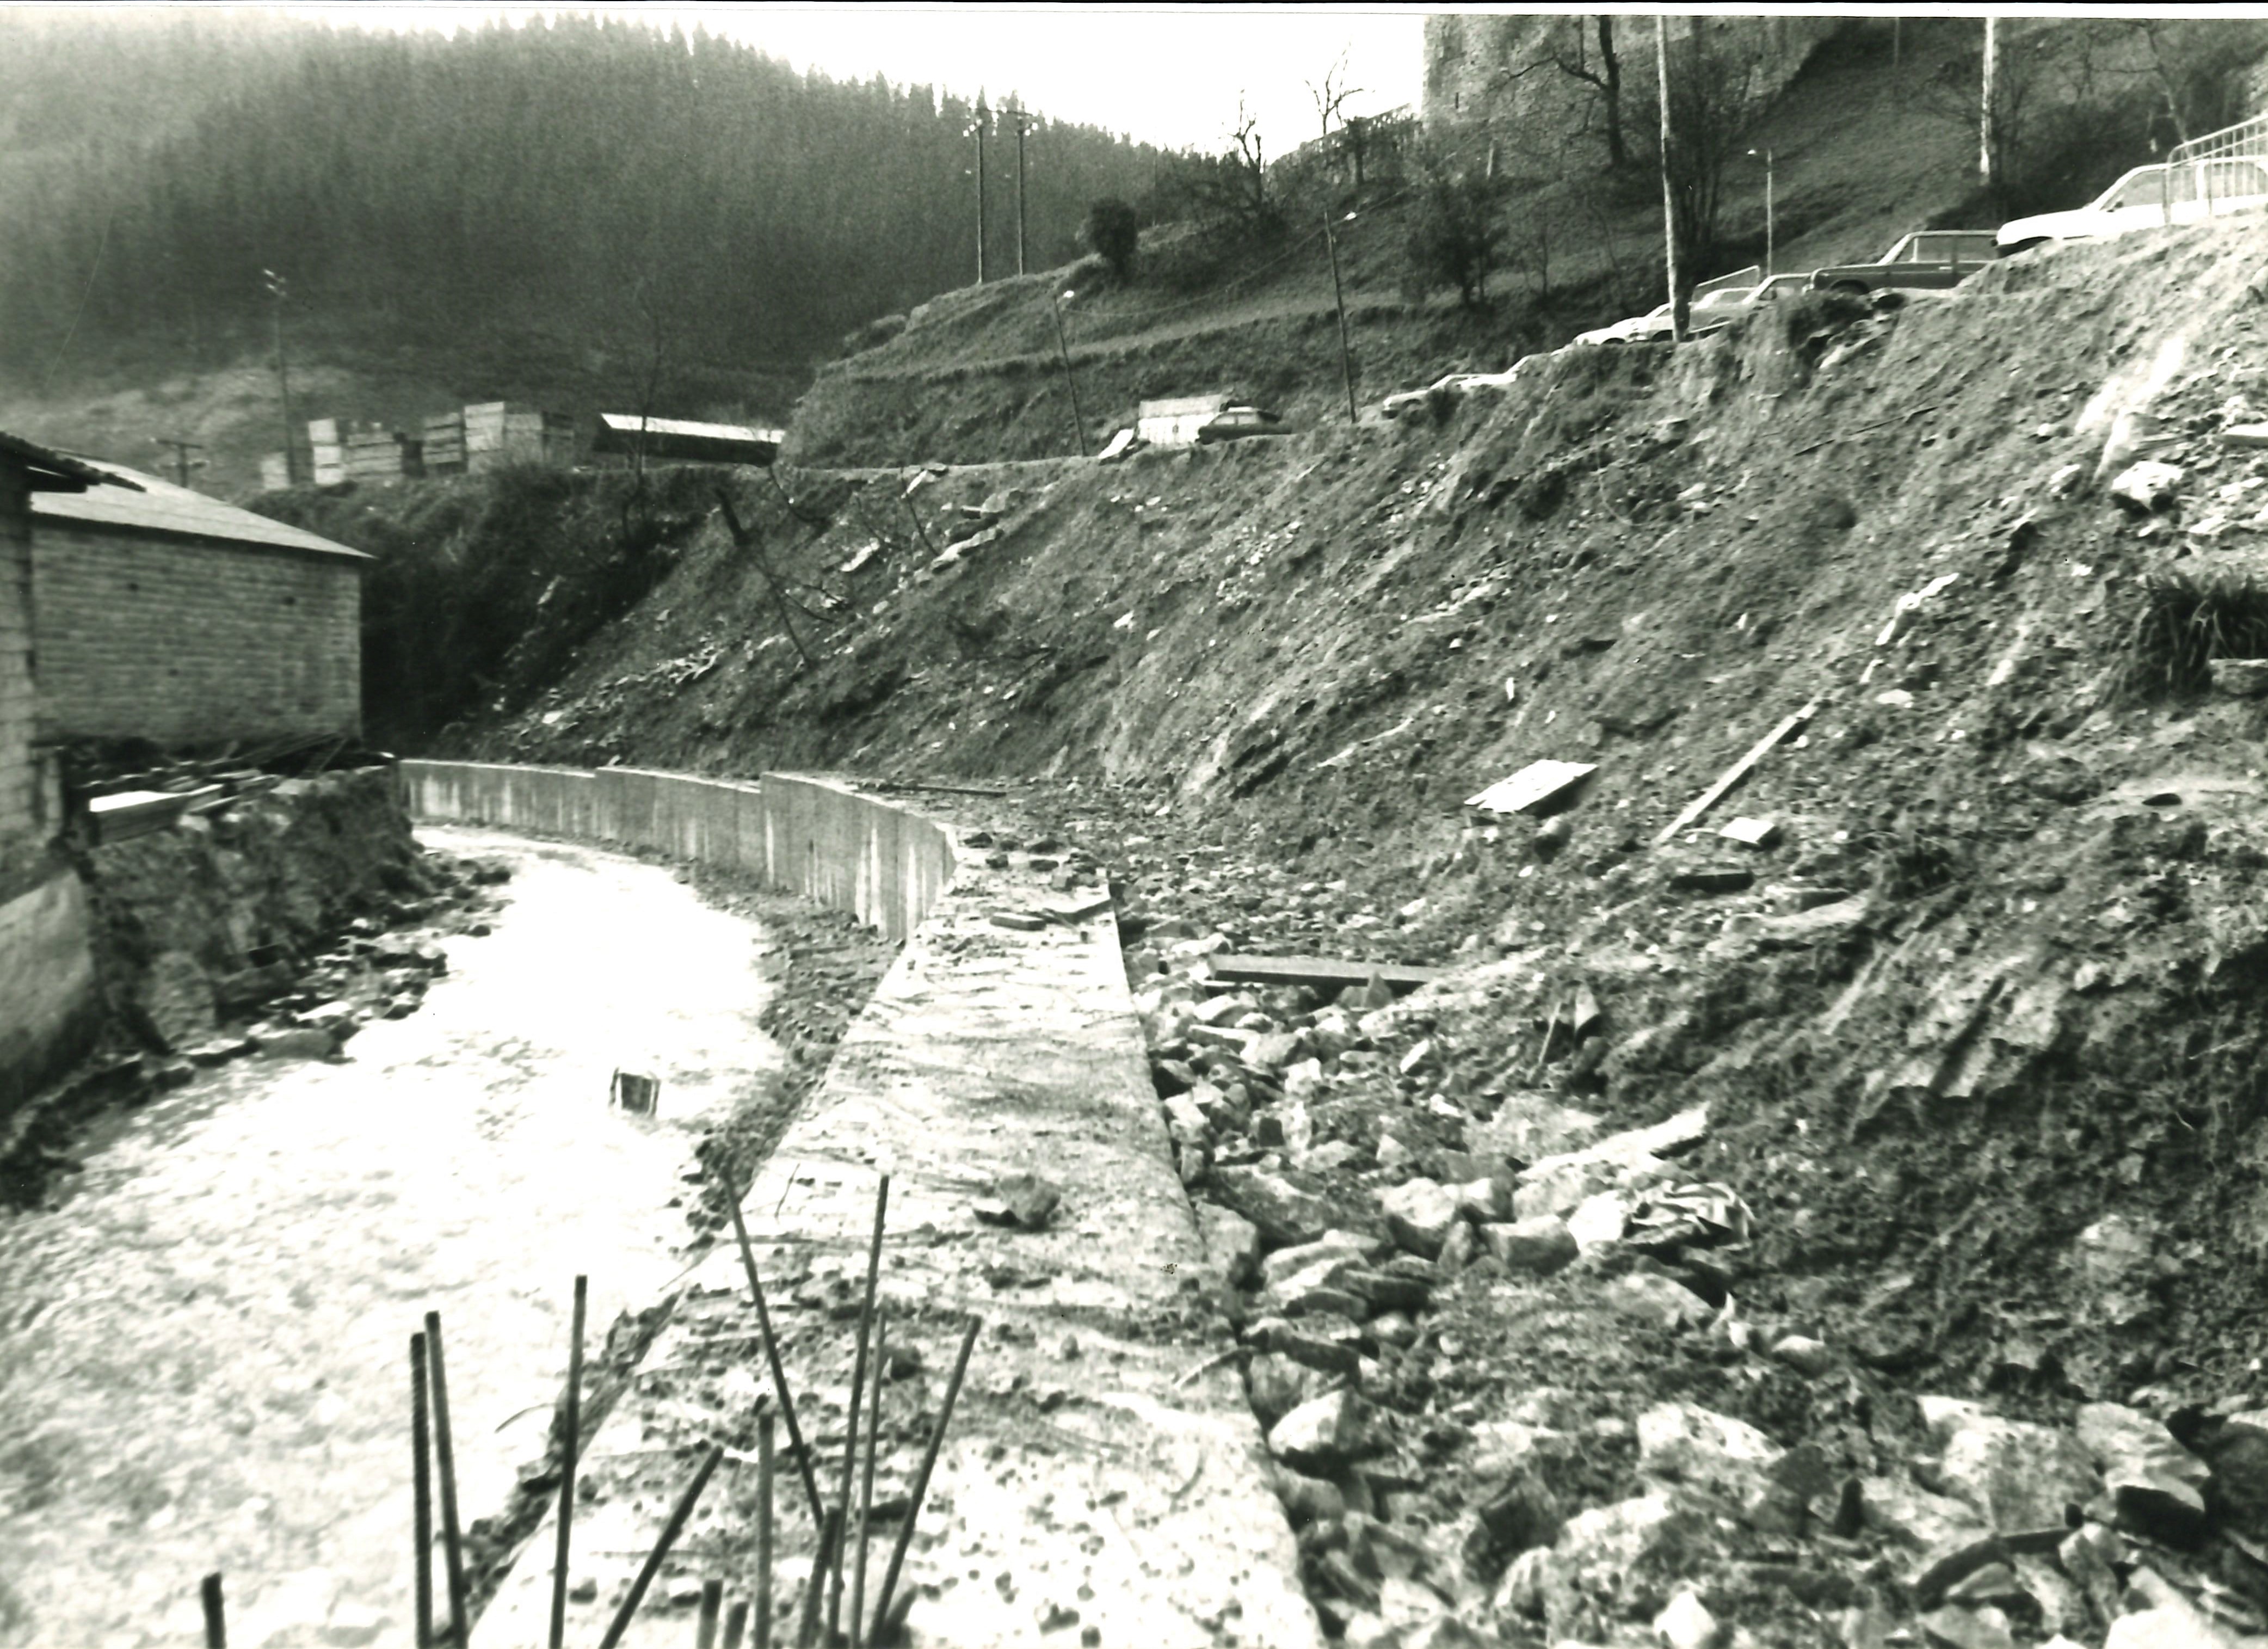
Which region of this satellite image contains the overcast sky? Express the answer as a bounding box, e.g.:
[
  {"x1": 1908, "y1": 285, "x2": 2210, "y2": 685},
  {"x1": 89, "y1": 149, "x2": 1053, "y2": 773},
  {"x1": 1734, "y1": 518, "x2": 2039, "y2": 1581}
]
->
[{"x1": 255, "y1": 3, "x2": 1431, "y2": 154}]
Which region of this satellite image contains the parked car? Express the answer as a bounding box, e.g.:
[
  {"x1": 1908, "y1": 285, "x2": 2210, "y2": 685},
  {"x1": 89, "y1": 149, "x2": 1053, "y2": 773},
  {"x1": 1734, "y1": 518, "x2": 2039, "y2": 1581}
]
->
[
  {"x1": 1808, "y1": 230, "x2": 1999, "y2": 294},
  {"x1": 1380, "y1": 362, "x2": 1536, "y2": 420},
  {"x1": 1197, "y1": 405, "x2": 1289, "y2": 442},
  {"x1": 1996, "y1": 156, "x2": 2268, "y2": 254},
  {"x1": 1574, "y1": 284, "x2": 1752, "y2": 346},
  {"x1": 1737, "y1": 273, "x2": 1815, "y2": 307}
]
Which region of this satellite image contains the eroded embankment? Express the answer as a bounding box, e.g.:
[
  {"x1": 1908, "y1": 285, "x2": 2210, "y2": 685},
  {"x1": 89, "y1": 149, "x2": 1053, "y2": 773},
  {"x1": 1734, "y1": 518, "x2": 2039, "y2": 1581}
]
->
[{"x1": 2, "y1": 765, "x2": 477, "y2": 1205}]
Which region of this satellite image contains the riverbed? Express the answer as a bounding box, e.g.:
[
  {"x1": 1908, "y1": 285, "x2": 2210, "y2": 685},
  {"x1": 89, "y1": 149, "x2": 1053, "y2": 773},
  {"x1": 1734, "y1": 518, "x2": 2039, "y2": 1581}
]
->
[{"x1": 0, "y1": 827, "x2": 784, "y2": 1648}]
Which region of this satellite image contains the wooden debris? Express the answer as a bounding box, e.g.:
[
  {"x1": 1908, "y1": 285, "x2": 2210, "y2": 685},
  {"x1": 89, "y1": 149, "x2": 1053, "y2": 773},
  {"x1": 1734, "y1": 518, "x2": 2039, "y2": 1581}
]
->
[
  {"x1": 1465, "y1": 760, "x2": 1598, "y2": 817},
  {"x1": 1655, "y1": 702, "x2": 1819, "y2": 844},
  {"x1": 1719, "y1": 816, "x2": 1782, "y2": 848},
  {"x1": 1207, "y1": 954, "x2": 1444, "y2": 995}
]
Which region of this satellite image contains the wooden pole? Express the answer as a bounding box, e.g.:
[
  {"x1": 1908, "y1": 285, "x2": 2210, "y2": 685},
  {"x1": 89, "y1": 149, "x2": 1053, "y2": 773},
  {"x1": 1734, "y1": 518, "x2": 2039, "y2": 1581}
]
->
[
  {"x1": 548, "y1": 1275, "x2": 588, "y2": 1649},
  {"x1": 724, "y1": 1170, "x2": 825, "y2": 1526},
  {"x1": 1047, "y1": 296, "x2": 1087, "y2": 454},
  {"x1": 974, "y1": 102, "x2": 989, "y2": 286},
  {"x1": 869, "y1": 1317, "x2": 981, "y2": 1645},
  {"x1": 1323, "y1": 212, "x2": 1358, "y2": 426},
  {"x1": 201, "y1": 1573, "x2": 227, "y2": 1649},
  {"x1": 424, "y1": 1312, "x2": 471, "y2": 1647},
  {"x1": 1657, "y1": 15, "x2": 1685, "y2": 341},
  {"x1": 1014, "y1": 108, "x2": 1029, "y2": 277},
  {"x1": 1981, "y1": 17, "x2": 1999, "y2": 192},
  {"x1": 829, "y1": 1176, "x2": 890, "y2": 1645},
  {"x1": 596, "y1": 1444, "x2": 726, "y2": 1649},
  {"x1": 412, "y1": 1334, "x2": 435, "y2": 1649}
]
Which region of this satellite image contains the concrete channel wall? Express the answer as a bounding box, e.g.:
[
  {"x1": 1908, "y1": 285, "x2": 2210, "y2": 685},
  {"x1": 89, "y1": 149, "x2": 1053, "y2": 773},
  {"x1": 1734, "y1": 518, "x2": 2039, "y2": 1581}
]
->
[
  {"x1": 398, "y1": 762, "x2": 953, "y2": 943},
  {"x1": 400, "y1": 760, "x2": 1321, "y2": 1649}
]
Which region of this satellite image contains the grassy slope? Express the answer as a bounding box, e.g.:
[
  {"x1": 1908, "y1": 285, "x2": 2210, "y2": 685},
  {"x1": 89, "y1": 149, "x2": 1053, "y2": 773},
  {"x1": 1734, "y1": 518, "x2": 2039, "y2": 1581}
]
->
[{"x1": 786, "y1": 16, "x2": 1990, "y2": 471}]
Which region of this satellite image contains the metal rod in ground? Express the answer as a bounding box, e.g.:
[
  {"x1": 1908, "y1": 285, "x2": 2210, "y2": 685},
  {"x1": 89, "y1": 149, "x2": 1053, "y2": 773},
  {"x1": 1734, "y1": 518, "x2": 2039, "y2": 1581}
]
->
[
  {"x1": 848, "y1": 1308, "x2": 887, "y2": 1649},
  {"x1": 724, "y1": 1167, "x2": 824, "y2": 1527},
  {"x1": 868, "y1": 1316, "x2": 980, "y2": 1646},
  {"x1": 201, "y1": 1572, "x2": 226, "y2": 1649},
  {"x1": 756, "y1": 1410, "x2": 775, "y2": 1649},
  {"x1": 597, "y1": 1443, "x2": 726, "y2": 1649},
  {"x1": 795, "y1": 1506, "x2": 841, "y2": 1649},
  {"x1": 424, "y1": 1311, "x2": 471, "y2": 1646},
  {"x1": 695, "y1": 1578, "x2": 725, "y2": 1648},
  {"x1": 722, "y1": 1599, "x2": 750, "y2": 1649},
  {"x1": 412, "y1": 1333, "x2": 435, "y2": 1649},
  {"x1": 828, "y1": 1174, "x2": 890, "y2": 1644},
  {"x1": 549, "y1": 1274, "x2": 589, "y2": 1649}
]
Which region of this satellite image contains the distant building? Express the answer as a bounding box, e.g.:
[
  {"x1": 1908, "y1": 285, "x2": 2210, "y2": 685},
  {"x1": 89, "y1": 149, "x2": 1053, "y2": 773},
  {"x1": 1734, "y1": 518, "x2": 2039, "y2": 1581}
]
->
[
  {"x1": 1137, "y1": 395, "x2": 1230, "y2": 449},
  {"x1": 30, "y1": 454, "x2": 368, "y2": 749},
  {"x1": 591, "y1": 414, "x2": 783, "y2": 467}
]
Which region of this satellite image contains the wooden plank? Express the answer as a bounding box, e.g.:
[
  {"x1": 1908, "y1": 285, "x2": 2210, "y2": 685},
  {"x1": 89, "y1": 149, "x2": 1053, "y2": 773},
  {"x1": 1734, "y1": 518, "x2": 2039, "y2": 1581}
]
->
[
  {"x1": 1655, "y1": 700, "x2": 1820, "y2": 845},
  {"x1": 1465, "y1": 760, "x2": 1598, "y2": 816},
  {"x1": 1207, "y1": 953, "x2": 1444, "y2": 994}
]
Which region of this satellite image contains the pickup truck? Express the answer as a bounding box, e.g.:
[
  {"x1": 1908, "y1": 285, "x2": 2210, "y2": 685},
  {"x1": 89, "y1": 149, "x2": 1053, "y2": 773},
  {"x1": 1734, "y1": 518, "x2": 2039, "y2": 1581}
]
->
[
  {"x1": 1996, "y1": 156, "x2": 2268, "y2": 253},
  {"x1": 1808, "y1": 230, "x2": 1999, "y2": 294}
]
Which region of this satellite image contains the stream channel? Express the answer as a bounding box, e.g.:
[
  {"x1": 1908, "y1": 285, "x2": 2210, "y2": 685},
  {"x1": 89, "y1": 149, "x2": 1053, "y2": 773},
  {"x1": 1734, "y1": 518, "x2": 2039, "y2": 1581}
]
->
[{"x1": 0, "y1": 827, "x2": 785, "y2": 1648}]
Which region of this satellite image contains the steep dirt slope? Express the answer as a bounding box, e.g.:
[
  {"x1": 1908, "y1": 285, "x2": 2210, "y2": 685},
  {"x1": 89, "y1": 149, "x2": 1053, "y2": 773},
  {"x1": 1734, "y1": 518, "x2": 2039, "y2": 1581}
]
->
[{"x1": 444, "y1": 219, "x2": 2268, "y2": 1645}]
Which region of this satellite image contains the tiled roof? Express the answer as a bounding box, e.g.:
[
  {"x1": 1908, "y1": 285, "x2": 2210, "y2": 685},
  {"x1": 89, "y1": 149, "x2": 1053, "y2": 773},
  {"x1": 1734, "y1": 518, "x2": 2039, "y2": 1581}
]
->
[{"x1": 31, "y1": 455, "x2": 368, "y2": 562}]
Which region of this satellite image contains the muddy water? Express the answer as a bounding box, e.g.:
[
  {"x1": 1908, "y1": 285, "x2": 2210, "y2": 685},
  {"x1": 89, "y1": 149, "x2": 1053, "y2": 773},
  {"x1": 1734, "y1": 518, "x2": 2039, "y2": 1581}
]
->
[{"x1": 0, "y1": 828, "x2": 784, "y2": 1648}]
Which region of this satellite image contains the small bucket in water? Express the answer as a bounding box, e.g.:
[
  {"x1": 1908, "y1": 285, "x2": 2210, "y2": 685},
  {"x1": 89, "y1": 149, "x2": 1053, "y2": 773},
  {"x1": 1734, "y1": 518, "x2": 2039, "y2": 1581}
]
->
[{"x1": 610, "y1": 1069, "x2": 661, "y2": 1116}]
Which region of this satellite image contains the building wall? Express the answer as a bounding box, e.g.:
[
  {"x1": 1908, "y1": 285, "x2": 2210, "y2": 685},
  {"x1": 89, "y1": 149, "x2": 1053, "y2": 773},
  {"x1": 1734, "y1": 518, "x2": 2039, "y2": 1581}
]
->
[
  {"x1": 0, "y1": 462, "x2": 35, "y2": 842},
  {"x1": 32, "y1": 525, "x2": 362, "y2": 747}
]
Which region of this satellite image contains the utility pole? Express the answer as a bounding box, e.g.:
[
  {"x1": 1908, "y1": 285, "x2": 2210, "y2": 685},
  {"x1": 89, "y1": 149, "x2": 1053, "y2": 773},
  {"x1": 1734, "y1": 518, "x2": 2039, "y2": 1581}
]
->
[
  {"x1": 1748, "y1": 146, "x2": 1774, "y2": 275},
  {"x1": 262, "y1": 267, "x2": 297, "y2": 483},
  {"x1": 1010, "y1": 105, "x2": 1032, "y2": 277},
  {"x1": 1980, "y1": 18, "x2": 1999, "y2": 193},
  {"x1": 970, "y1": 98, "x2": 990, "y2": 285},
  {"x1": 1322, "y1": 211, "x2": 1358, "y2": 426},
  {"x1": 153, "y1": 436, "x2": 205, "y2": 488},
  {"x1": 1656, "y1": 16, "x2": 1685, "y2": 340},
  {"x1": 1047, "y1": 290, "x2": 1086, "y2": 453}
]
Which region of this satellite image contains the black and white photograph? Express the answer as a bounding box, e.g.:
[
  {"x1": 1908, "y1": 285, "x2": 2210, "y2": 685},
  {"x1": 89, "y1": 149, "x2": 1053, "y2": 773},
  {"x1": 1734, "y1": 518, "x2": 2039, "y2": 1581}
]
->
[{"x1": 5, "y1": 3, "x2": 2268, "y2": 1645}]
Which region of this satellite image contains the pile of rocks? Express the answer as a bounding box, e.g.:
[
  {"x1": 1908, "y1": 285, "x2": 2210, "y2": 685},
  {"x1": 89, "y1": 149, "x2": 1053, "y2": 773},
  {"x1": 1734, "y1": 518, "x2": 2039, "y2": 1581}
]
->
[{"x1": 1125, "y1": 917, "x2": 2268, "y2": 1648}]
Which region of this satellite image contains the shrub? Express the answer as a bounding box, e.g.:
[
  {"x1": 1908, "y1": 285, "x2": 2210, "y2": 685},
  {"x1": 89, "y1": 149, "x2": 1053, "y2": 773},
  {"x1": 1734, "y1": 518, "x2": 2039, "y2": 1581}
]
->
[
  {"x1": 2125, "y1": 557, "x2": 2268, "y2": 697},
  {"x1": 1080, "y1": 198, "x2": 1141, "y2": 280},
  {"x1": 1402, "y1": 144, "x2": 1506, "y2": 309}
]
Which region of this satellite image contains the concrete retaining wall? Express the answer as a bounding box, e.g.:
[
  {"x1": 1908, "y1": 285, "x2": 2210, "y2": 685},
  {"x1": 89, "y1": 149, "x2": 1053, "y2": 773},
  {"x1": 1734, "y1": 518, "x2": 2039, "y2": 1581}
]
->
[
  {"x1": 0, "y1": 852, "x2": 99, "y2": 1123},
  {"x1": 399, "y1": 762, "x2": 953, "y2": 943}
]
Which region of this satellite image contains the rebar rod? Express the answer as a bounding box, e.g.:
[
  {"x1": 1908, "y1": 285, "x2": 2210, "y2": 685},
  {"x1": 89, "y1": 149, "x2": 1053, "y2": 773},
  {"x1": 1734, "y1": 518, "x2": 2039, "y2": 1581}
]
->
[
  {"x1": 412, "y1": 1333, "x2": 434, "y2": 1649},
  {"x1": 868, "y1": 1316, "x2": 979, "y2": 1645},
  {"x1": 848, "y1": 1309, "x2": 887, "y2": 1649},
  {"x1": 596, "y1": 1443, "x2": 726, "y2": 1649},
  {"x1": 550, "y1": 1275, "x2": 588, "y2": 1649},
  {"x1": 756, "y1": 1410, "x2": 775, "y2": 1649},
  {"x1": 724, "y1": 1168, "x2": 824, "y2": 1525},
  {"x1": 828, "y1": 1174, "x2": 890, "y2": 1644},
  {"x1": 424, "y1": 1311, "x2": 471, "y2": 1646}
]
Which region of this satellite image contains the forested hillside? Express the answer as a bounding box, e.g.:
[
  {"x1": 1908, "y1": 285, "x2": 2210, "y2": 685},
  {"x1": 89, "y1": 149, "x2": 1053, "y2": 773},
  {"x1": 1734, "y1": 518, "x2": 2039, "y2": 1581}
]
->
[{"x1": 0, "y1": 13, "x2": 1163, "y2": 399}]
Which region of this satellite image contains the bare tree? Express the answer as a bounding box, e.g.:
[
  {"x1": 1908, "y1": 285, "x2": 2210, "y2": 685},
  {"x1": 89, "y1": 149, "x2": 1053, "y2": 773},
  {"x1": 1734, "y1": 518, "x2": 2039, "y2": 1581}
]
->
[
  {"x1": 1549, "y1": 17, "x2": 1628, "y2": 169},
  {"x1": 1307, "y1": 50, "x2": 1367, "y2": 196},
  {"x1": 1640, "y1": 18, "x2": 1766, "y2": 286}
]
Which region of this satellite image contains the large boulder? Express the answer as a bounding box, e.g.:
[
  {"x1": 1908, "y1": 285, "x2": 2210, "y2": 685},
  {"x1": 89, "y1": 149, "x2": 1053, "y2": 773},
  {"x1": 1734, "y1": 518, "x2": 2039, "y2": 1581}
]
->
[
  {"x1": 2075, "y1": 1403, "x2": 2209, "y2": 1541},
  {"x1": 1919, "y1": 1396, "x2": 2098, "y2": 1537}
]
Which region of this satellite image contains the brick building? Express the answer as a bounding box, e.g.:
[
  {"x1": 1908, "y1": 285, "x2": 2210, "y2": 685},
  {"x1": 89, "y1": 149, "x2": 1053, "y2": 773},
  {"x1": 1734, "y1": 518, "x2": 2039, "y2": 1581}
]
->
[
  {"x1": 0, "y1": 433, "x2": 135, "y2": 842},
  {"x1": 30, "y1": 456, "x2": 368, "y2": 749}
]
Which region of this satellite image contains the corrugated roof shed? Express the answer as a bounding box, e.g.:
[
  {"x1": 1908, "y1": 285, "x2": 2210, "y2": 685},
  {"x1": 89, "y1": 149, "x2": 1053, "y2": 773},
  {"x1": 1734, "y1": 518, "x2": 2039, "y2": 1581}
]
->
[
  {"x1": 31, "y1": 455, "x2": 368, "y2": 562},
  {"x1": 592, "y1": 414, "x2": 784, "y2": 466}
]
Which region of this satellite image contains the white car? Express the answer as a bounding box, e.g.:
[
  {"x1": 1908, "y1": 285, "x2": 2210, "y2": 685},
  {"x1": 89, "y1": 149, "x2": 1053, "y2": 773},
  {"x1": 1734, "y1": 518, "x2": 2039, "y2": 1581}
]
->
[
  {"x1": 1997, "y1": 156, "x2": 2268, "y2": 253},
  {"x1": 1573, "y1": 284, "x2": 1754, "y2": 346},
  {"x1": 1379, "y1": 362, "x2": 1533, "y2": 420}
]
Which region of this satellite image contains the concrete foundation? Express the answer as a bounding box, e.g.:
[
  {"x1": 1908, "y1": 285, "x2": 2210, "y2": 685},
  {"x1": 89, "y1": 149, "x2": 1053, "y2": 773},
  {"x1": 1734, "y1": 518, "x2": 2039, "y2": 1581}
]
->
[{"x1": 0, "y1": 850, "x2": 99, "y2": 1123}]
